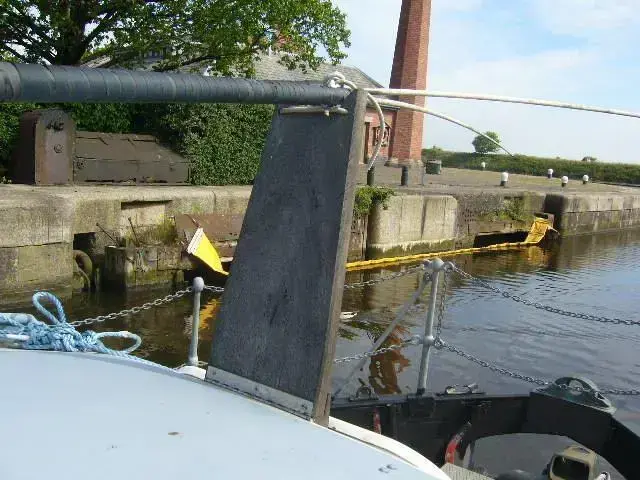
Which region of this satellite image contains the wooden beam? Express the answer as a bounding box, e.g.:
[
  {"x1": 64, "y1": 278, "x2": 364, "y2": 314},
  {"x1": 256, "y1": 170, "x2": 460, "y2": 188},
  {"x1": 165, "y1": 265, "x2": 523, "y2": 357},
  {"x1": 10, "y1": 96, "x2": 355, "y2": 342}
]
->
[{"x1": 206, "y1": 91, "x2": 366, "y2": 424}]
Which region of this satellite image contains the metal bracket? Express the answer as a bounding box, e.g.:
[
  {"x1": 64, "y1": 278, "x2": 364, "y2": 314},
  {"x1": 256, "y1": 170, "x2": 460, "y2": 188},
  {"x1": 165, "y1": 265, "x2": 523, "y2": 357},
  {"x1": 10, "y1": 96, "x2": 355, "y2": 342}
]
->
[
  {"x1": 205, "y1": 366, "x2": 314, "y2": 418},
  {"x1": 438, "y1": 383, "x2": 483, "y2": 396},
  {"x1": 349, "y1": 385, "x2": 379, "y2": 402},
  {"x1": 536, "y1": 376, "x2": 616, "y2": 414}
]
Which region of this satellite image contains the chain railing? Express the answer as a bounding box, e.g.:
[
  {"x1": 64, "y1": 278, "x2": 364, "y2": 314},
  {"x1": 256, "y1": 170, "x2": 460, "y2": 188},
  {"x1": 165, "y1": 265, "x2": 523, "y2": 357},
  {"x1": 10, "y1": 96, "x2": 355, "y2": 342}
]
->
[
  {"x1": 451, "y1": 265, "x2": 640, "y2": 327},
  {"x1": 336, "y1": 260, "x2": 640, "y2": 397},
  {"x1": 68, "y1": 288, "x2": 194, "y2": 327},
  {"x1": 333, "y1": 335, "x2": 422, "y2": 364},
  {"x1": 55, "y1": 258, "x2": 640, "y2": 397},
  {"x1": 66, "y1": 263, "x2": 419, "y2": 329},
  {"x1": 343, "y1": 264, "x2": 424, "y2": 289}
]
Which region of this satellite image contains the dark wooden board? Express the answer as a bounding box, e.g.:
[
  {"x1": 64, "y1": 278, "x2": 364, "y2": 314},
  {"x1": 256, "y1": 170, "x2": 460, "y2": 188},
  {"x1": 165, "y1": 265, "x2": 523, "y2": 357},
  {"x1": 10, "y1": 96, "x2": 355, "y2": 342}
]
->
[{"x1": 207, "y1": 91, "x2": 366, "y2": 423}]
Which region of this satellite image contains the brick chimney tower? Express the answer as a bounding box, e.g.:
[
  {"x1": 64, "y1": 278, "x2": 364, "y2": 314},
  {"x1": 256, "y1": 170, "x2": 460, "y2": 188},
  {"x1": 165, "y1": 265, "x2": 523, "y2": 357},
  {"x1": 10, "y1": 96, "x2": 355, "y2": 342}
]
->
[{"x1": 388, "y1": 0, "x2": 432, "y2": 165}]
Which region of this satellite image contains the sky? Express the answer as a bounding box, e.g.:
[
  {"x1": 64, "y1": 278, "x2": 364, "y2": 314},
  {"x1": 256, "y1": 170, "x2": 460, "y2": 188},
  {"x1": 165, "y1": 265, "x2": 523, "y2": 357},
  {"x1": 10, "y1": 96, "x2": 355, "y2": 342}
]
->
[{"x1": 333, "y1": 0, "x2": 640, "y2": 163}]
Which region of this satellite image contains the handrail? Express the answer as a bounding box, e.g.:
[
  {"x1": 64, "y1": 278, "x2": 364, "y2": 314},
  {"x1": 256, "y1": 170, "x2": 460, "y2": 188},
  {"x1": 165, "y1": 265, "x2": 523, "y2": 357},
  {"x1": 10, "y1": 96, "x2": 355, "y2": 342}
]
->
[{"x1": 0, "y1": 62, "x2": 350, "y2": 105}]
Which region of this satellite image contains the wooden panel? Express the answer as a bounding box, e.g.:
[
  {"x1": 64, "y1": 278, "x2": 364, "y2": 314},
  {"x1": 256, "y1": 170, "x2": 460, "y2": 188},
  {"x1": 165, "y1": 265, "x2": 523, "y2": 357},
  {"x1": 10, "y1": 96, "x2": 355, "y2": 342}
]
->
[
  {"x1": 206, "y1": 91, "x2": 366, "y2": 423},
  {"x1": 73, "y1": 131, "x2": 189, "y2": 183}
]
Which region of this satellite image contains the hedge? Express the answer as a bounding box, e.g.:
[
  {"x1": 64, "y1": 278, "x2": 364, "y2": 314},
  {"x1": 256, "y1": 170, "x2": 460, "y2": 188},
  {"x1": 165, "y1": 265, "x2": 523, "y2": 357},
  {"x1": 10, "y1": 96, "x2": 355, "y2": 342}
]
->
[
  {"x1": 145, "y1": 103, "x2": 274, "y2": 186},
  {"x1": 423, "y1": 150, "x2": 640, "y2": 185},
  {"x1": 0, "y1": 102, "x2": 274, "y2": 185}
]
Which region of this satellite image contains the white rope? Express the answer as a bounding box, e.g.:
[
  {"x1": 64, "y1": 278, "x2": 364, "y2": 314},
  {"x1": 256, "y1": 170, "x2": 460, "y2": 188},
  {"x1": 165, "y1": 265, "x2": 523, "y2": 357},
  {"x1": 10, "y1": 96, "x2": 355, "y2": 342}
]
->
[
  {"x1": 374, "y1": 97, "x2": 513, "y2": 156},
  {"x1": 367, "y1": 88, "x2": 640, "y2": 120},
  {"x1": 326, "y1": 72, "x2": 513, "y2": 162},
  {"x1": 325, "y1": 72, "x2": 385, "y2": 171}
]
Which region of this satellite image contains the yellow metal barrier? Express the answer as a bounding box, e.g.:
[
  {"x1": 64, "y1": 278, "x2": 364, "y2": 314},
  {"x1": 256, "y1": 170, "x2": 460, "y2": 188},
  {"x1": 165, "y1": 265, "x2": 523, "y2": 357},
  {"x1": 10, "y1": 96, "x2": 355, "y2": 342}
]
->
[{"x1": 346, "y1": 217, "x2": 554, "y2": 272}]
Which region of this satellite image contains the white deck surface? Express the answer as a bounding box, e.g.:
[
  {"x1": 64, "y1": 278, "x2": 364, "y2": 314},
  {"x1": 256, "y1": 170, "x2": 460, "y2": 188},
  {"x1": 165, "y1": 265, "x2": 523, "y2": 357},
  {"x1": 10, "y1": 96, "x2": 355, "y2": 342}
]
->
[{"x1": 0, "y1": 349, "x2": 449, "y2": 480}]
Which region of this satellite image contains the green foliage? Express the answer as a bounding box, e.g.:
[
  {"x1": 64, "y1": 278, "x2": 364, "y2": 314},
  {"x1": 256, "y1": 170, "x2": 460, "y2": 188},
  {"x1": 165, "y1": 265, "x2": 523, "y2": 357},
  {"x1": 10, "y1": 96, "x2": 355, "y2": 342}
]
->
[
  {"x1": 149, "y1": 103, "x2": 274, "y2": 185},
  {"x1": 424, "y1": 150, "x2": 640, "y2": 184},
  {"x1": 122, "y1": 218, "x2": 179, "y2": 247},
  {"x1": 480, "y1": 198, "x2": 531, "y2": 223},
  {"x1": 0, "y1": 102, "x2": 36, "y2": 174},
  {"x1": 422, "y1": 145, "x2": 443, "y2": 162},
  {"x1": 1, "y1": 0, "x2": 350, "y2": 74},
  {"x1": 354, "y1": 186, "x2": 394, "y2": 218},
  {"x1": 472, "y1": 131, "x2": 500, "y2": 154},
  {"x1": 56, "y1": 103, "x2": 136, "y2": 133}
]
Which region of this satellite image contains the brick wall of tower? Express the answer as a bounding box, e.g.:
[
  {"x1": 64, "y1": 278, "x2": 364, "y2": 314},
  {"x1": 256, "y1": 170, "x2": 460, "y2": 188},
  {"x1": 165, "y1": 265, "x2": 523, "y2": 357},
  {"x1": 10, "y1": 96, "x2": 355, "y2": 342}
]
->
[{"x1": 388, "y1": 0, "x2": 432, "y2": 165}]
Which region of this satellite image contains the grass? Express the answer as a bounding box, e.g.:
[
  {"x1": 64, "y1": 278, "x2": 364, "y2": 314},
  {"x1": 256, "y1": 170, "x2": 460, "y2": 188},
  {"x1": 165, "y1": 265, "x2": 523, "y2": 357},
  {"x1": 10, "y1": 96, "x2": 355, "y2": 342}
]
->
[
  {"x1": 121, "y1": 218, "x2": 179, "y2": 247},
  {"x1": 480, "y1": 197, "x2": 532, "y2": 223},
  {"x1": 423, "y1": 150, "x2": 640, "y2": 185}
]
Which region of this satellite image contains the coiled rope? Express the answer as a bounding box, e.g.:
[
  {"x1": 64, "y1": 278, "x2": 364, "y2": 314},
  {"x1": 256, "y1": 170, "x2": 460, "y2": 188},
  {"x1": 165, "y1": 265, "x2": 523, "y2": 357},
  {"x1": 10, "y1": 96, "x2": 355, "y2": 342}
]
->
[{"x1": 0, "y1": 292, "x2": 142, "y2": 358}]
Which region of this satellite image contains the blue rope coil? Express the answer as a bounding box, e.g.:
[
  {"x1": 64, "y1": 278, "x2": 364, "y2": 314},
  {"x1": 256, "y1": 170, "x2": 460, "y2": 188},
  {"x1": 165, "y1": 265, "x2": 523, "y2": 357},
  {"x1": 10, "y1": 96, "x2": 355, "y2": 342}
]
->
[{"x1": 0, "y1": 292, "x2": 142, "y2": 357}]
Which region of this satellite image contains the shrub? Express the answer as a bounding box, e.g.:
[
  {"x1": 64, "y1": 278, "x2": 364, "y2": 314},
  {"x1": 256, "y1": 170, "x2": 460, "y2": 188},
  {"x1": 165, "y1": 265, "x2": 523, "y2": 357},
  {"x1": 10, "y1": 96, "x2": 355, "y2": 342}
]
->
[
  {"x1": 354, "y1": 186, "x2": 394, "y2": 218},
  {"x1": 0, "y1": 102, "x2": 36, "y2": 175},
  {"x1": 142, "y1": 103, "x2": 274, "y2": 185}
]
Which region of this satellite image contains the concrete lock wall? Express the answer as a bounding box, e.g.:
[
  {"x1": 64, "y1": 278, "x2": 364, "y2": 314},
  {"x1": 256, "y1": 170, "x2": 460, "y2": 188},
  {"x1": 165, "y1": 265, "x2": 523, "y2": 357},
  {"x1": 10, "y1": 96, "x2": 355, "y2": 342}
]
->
[
  {"x1": 366, "y1": 194, "x2": 458, "y2": 258},
  {"x1": 0, "y1": 185, "x2": 251, "y2": 306},
  {"x1": 545, "y1": 193, "x2": 640, "y2": 235},
  {"x1": 5, "y1": 184, "x2": 640, "y2": 305}
]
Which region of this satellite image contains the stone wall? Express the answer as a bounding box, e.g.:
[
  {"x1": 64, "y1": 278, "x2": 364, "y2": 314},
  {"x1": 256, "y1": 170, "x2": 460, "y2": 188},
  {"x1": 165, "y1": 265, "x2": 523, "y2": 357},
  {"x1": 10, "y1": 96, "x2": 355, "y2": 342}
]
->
[
  {"x1": 366, "y1": 194, "x2": 457, "y2": 258},
  {"x1": 5, "y1": 184, "x2": 640, "y2": 305},
  {"x1": 451, "y1": 192, "x2": 545, "y2": 248},
  {"x1": 0, "y1": 185, "x2": 251, "y2": 306},
  {"x1": 544, "y1": 193, "x2": 640, "y2": 235}
]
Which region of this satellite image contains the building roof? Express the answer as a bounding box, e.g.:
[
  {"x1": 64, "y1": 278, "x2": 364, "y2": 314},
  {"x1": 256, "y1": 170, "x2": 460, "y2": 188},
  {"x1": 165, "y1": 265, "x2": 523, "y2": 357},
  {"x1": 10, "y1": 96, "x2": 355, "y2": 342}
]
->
[{"x1": 253, "y1": 52, "x2": 384, "y2": 89}]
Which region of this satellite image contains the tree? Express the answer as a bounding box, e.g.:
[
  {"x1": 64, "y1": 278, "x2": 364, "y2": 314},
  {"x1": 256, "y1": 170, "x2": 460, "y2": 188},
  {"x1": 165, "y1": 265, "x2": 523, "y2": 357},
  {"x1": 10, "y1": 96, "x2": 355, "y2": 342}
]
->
[
  {"x1": 582, "y1": 156, "x2": 597, "y2": 162},
  {"x1": 472, "y1": 131, "x2": 500, "y2": 154},
  {"x1": 0, "y1": 0, "x2": 350, "y2": 75}
]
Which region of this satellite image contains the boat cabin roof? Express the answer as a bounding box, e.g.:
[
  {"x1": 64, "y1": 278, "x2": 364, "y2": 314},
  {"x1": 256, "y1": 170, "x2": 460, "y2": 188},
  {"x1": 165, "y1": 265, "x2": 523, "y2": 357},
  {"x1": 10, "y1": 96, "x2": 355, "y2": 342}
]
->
[{"x1": 0, "y1": 349, "x2": 448, "y2": 479}]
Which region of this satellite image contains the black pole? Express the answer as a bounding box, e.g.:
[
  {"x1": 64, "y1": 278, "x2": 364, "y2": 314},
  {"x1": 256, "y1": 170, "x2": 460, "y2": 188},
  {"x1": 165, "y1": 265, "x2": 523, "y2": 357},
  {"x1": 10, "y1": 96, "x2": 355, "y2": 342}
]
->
[
  {"x1": 0, "y1": 62, "x2": 350, "y2": 105},
  {"x1": 401, "y1": 166, "x2": 409, "y2": 186},
  {"x1": 367, "y1": 167, "x2": 375, "y2": 186}
]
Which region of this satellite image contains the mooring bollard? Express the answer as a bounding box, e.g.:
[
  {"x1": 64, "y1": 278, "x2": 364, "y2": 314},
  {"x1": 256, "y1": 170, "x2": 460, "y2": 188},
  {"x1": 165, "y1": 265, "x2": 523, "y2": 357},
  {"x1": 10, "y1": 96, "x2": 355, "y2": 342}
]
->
[
  {"x1": 187, "y1": 276, "x2": 205, "y2": 367},
  {"x1": 417, "y1": 258, "x2": 447, "y2": 395},
  {"x1": 547, "y1": 168, "x2": 554, "y2": 179},
  {"x1": 367, "y1": 166, "x2": 375, "y2": 186},
  {"x1": 500, "y1": 171, "x2": 509, "y2": 187},
  {"x1": 561, "y1": 176, "x2": 569, "y2": 188},
  {"x1": 401, "y1": 165, "x2": 409, "y2": 186},
  {"x1": 583, "y1": 174, "x2": 589, "y2": 185},
  {"x1": 481, "y1": 161, "x2": 486, "y2": 171}
]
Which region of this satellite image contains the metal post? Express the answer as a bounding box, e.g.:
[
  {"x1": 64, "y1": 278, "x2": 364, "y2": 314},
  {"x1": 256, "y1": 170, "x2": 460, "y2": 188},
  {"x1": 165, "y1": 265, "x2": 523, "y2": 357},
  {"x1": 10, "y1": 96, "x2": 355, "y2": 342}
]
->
[
  {"x1": 187, "y1": 277, "x2": 205, "y2": 367},
  {"x1": 401, "y1": 166, "x2": 409, "y2": 186},
  {"x1": 332, "y1": 268, "x2": 431, "y2": 398},
  {"x1": 367, "y1": 167, "x2": 375, "y2": 186},
  {"x1": 417, "y1": 258, "x2": 445, "y2": 395},
  {"x1": 421, "y1": 164, "x2": 427, "y2": 186}
]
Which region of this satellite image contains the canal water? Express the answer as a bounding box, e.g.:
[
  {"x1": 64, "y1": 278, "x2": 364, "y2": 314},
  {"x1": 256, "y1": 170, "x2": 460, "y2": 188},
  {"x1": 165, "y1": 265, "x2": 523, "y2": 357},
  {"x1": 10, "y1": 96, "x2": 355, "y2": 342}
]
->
[{"x1": 9, "y1": 227, "x2": 640, "y2": 477}]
